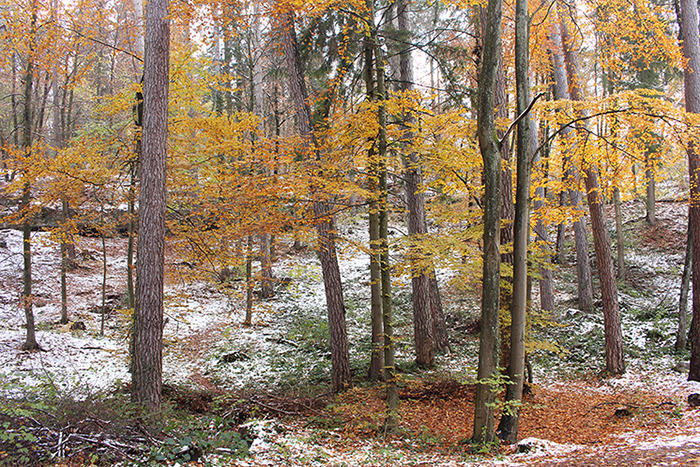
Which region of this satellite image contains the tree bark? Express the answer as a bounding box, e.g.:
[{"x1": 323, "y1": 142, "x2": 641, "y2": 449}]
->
[
  {"x1": 679, "y1": 0, "x2": 700, "y2": 381},
  {"x1": 560, "y1": 0, "x2": 625, "y2": 375},
  {"x1": 373, "y1": 20, "x2": 398, "y2": 432},
  {"x1": 498, "y1": 0, "x2": 530, "y2": 441},
  {"x1": 472, "y1": 0, "x2": 503, "y2": 445},
  {"x1": 532, "y1": 118, "x2": 555, "y2": 312},
  {"x1": 278, "y1": 7, "x2": 351, "y2": 392},
  {"x1": 131, "y1": 0, "x2": 169, "y2": 412},
  {"x1": 550, "y1": 22, "x2": 594, "y2": 311},
  {"x1": 397, "y1": 0, "x2": 435, "y2": 366},
  {"x1": 364, "y1": 40, "x2": 384, "y2": 381},
  {"x1": 645, "y1": 151, "x2": 656, "y2": 225},
  {"x1": 20, "y1": 2, "x2": 39, "y2": 352},
  {"x1": 245, "y1": 235, "x2": 254, "y2": 326}
]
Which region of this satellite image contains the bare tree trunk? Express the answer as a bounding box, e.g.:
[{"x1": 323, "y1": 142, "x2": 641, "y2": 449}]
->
[
  {"x1": 679, "y1": 0, "x2": 700, "y2": 381},
  {"x1": 373, "y1": 20, "x2": 398, "y2": 432},
  {"x1": 278, "y1": 7, "x2": 351, "y2": 392},
  {"x1": 20, "y1": 3, "x2": 39, "y2": 352},
  {"x1": 614, "y1": 187, "x2": 625, "y2": 280},
  {"x1": 498, "y1": 0, "x2": 530, "y2": 441},
  {"x1": 550, "y1": 23, "x2": 593, "y2": 311},
  {"x1": 245, "y1": 235, "x2": 254, "y2": 326},
  {"x1": 131, "y1": 0, "x2": 169, "y2": 412},
  {"x1": 472, "y1": 0, "x2": 502, "y2": 445},
  {"x1": 532, "y1": 118, "x2": 555, "y2": 312},
  {"x1": 100, "y1": 230, "x2": 107, "y2": 336},
  {"x1": 645, "y1": 151, "x2": 656, "y2": 225},
  {"x1": 364, "y1": 40, "x2": 384, "y2": 381},
  {"x1": 259, "y1": 234, "x2": 274, "y2": 299},
  {"x1": 677, "y1": 212, "x2": 691, "y2": 351},
  {"x1": 560, "y1": 0, "x2": 624, "y2": 374}
]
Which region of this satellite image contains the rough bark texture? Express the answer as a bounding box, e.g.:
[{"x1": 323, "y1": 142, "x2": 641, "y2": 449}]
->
[
  {"x1": 473, "y1": 0, "x2": 503, "y2": 445},
  {"x1": 279, "y1": 8, "x2": 351, "y2": 392},
  {"x1": 680, "y1": 0, "x2": 700, "y2": 381},
  {"x1": 560, "y1": 1, "x2": 624, "y2": 375},
  {"x1": 131, "y1": 0, "x2": 169, "y2": 411},
  {"x1": 259, "y1": 234, "x2": 274, "y2": 299},
  {"x1": 550, "y1": 22, "x2": 594, "y2": 311}
]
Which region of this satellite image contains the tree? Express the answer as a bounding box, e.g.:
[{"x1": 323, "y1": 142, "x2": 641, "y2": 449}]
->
[
  {"x1": 472, "y1": 0, "x2": 503, "y2": 445},
  {"x1": 679, "y1": 0, "x2": 700, "y2": 381},
  {"x1": 498, "y1": 0, "x2": 532, "y2": 442},
  {"x1": 549, "y1": 24, "x2": 594, "y2": 312},
  {"x1": 131, "y1": 0, "x2": 169, "y2": 411},
  {"x1": 559, "y1": 0, "x2": 625, "y2": 375},
  {"x1": 277, "y1": 3, "x2": 351, "y2": 392}
]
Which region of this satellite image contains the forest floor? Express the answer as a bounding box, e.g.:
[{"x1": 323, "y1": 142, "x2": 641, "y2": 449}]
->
[{"x1": 0, "y1": 200, "x2": 699, "y2": 466}]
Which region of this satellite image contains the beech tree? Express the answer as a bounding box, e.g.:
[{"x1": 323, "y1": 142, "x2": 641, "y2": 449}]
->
[{"x1": 472, "y1": 0, "x2": 503, "y2": 445}]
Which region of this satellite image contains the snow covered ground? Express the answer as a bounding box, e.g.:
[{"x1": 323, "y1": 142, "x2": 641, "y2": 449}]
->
[{"x1": 1, "y1": 202, "x2": 700, "y2": 465}]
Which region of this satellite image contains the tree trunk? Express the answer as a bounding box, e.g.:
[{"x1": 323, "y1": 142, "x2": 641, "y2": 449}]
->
[
  {"x1": 278, "y1": 7, "x2": 351, "y2": 392},
  {"x1": 472, "y1": 0, "x2": 503, "y2": 445},
  {"x1": 260, "y1": 234, "x2": 274, "y2": 299},
  {"x1": 645, "y1": 151, "x2": 656, "y2": 225},
  {"x1": 560, "y1": 0, "x2": 625, "y2": 375},
  {"x1": 397, "y1": 0, "x2": 435, "y2": 367},
  {"x1": 614, "y1": 186, "x2": 625, "y2": 280},
  {"x1": 679, "y1": 0, "x2": 700, "y2": 381},
  {"x1": 245, "y1": 235, "x2": 254, "y2": 326},
  {"x1": 373, "y1": 20, "x2": 398, "y2": 432},
  {"x1": 20, "y1": 3, "x2": 39, "y2": 352},
  {"x1": 498, "y1": 0, "x2": 530, "y2": 441},
  {"x1": 532, "y1": 118, "x2": 555, "y2": 312},
  {"x1": 364, "y1": 40, "x2": 384, "y2": 381},
  {"x1": 550, "y1": 22, "x2": 594, "y2": 311},
  {"x1": 131, "y1": 0, "x2": 169, "y2": 412},
  {"x1": 677, "y1": 212, "x2": 691, "y2": 351},
  {"x1": 101, "y1": 230, "x2": 107, "y2": 336}
]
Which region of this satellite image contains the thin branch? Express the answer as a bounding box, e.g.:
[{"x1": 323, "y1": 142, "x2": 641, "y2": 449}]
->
[{"x1": 499, "y1": 92, "x2": 546, "y2": 147}]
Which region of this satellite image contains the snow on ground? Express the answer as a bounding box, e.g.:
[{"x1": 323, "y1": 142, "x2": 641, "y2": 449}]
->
[{"x1": 1, "y1": 203, "x2": 700, "y2": 465}]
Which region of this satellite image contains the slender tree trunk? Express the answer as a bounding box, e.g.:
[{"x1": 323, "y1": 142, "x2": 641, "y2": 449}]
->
[
  {"x1": 278, "y1": 7, "x2": 351, "y2": 392},
  {"x1": 645, "y1": 151, "x2": 656, "y2": 225},
  {"x1": 131, "y1": 0, "x2": 169, "y2": 412},
  {"x1": 614, "y1": 187, "x2": 625, "y2": 280},
  {"x1": 550, "y1": 23, "x2": 594, "y2": 311},
  {"x1": 20, "y1": 3, "x2": 39, "y2": 352},
  {"x1": 374, "y1": 23, "x2": 398, "y2": 432},
  {"x1": 560, "y1": 0, "x2": 624, "y2": 374},
  {"x1": 498, "y1": 0, "x2": 530, "y2": 441},
  {"x1": 677, "y1": 212, "x2": 691, "y2": 351},
  {"x1": 473, "y1": 0, "x2": 503, "y2": 445},
  {"x1": 245, "y1": 235, "x2": 254, "y2": 326},
  {"x1": 364, "y1": 40, "x2": 384, "y2": 381},
  {"x1": 532, "y1": 119, "x2": 555, "y2": 312},
  {"x1": 679, "y1": 0, "x2": 700, "y2": 381},
  {"x1": 260, "y1": 234, "x2": 274, "y2": 299},
  {"x1": 101, "y1": 230, "x2": 107, "y2": 336}
]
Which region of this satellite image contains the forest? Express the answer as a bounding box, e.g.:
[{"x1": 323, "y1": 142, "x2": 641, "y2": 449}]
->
[{"x1": 1, "y1": 0, "x2": 700, "y2": 465}]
